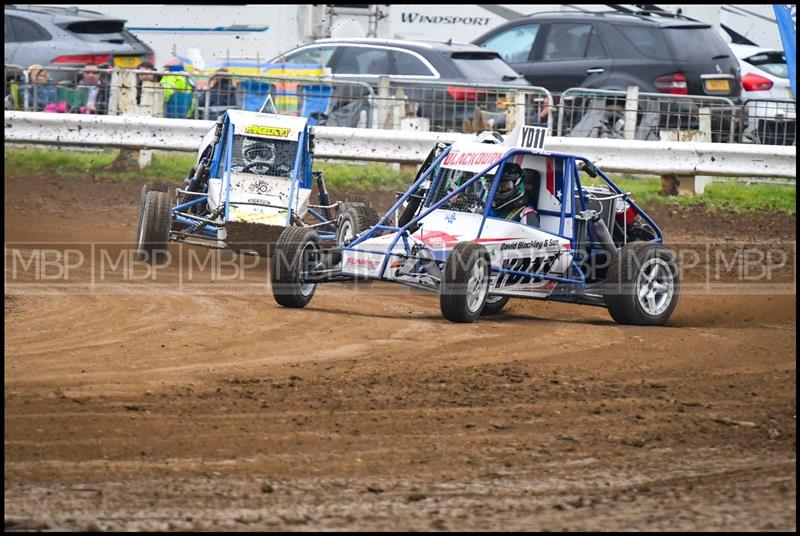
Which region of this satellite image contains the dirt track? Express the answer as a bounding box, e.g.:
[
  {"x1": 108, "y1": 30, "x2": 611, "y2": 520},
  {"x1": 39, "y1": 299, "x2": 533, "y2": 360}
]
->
[{"x1": 4, "y1": 174, "x2": 796, "y2": 531}]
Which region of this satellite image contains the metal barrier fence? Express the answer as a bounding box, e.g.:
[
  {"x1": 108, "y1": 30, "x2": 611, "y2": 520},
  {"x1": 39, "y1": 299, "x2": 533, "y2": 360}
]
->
[
  {"x1": 369, "y1": 78, "x2": 552, "y2": 134},
  {"x1": 4, "y1": 63, "x2": 795, "y2": 146},
  {"x1": 557, "y1": 87, "x2": 741, "y2": 143},
  {"x1": 742, "y1": 98, "x2": 797, "y2": 146},
  {"x1": 6, "y1": 111, "x2": 796, "y2": 181}
]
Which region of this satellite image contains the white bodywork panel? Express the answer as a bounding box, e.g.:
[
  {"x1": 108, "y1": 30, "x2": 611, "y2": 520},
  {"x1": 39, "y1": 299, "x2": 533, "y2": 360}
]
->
[
  {"x1": 208, "y1": 173, "x2": 310, "y2": 225},
  {"x1": 342, "y1": 209, "x2": 573, "y2": 298}
]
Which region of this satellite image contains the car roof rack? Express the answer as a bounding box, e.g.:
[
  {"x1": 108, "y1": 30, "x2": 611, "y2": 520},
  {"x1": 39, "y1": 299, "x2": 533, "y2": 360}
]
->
[
  {"x1": 607, "y1": 4, "x2": 700, "y2": 22},
  {"x1": 524, "y1": 6, "x2": 697, "y2": 22}
]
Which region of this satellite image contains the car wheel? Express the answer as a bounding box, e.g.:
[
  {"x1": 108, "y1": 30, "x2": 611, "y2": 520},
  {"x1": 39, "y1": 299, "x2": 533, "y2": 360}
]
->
[
  {"x1": 272, "y1": 226, "x2": 321, "y2": 308},
  {"x1": 336, "y1": 201, "x2": 380, "y2": 246},
  {"x1": 481, "y1": 294, "x2": 510, "y2": 316},
  {"x1": 137, "y1": 182, "x2": 170, "y2": 235},
  {"x1": 440, "y1": 242, "x2": 490, "y2": 323},
  {"x1": 136, "y1": 190, "x2": 171, "y2": 263},
  {"x1": 604, "y1": 242, "x2": 679, "y2": 325}
]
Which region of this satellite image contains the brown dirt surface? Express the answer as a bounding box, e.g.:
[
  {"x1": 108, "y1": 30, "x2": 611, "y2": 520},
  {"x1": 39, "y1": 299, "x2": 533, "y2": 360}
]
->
[{"x1": 4, "y1": 174, "x2": 796, "y2": 531}]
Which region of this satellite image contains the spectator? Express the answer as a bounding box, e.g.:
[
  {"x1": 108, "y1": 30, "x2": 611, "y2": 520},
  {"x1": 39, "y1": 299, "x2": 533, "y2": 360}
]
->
[
  {"x1": 161, "y1": 57, "x2": 196, "y2": 118},
  {"x1": 206, "y1": 68, "x2": 237, "y2": 119},
  {"x1": 135, "y1": 61, "x2": 160, "y2": 105},
  {"x1": 77, "y1": 64, "x2": 108, "y2": 114},
  {"x1": 26, "y1": 64, "x2": 57, "y2": 111},
  {"x1": 207, "y1": 68, "x2": 237, "y2": 107}
]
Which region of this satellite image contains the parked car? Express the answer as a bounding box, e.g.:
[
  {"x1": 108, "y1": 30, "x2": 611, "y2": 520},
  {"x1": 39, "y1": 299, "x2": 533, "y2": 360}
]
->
[
  {"x1": 729, "y1": 44, "x2": 795, "y2": 145},
  {"x1": 5, "y1": 5, "x2": 154, "y2": 83},
  {"x1": 473, "y1": 10, "x2": 741, "y2": 98},
  {"x1": 474, "y1": 10, "x2": 742, "y2": 141},
  {"x1": 271, "y1": 37, "x2": 533, "y2": 131}
]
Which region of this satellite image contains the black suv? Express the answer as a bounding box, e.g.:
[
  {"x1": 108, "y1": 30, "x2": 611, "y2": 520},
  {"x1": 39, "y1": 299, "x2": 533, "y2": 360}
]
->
[{"x1": 473, "y1": 10, "x2": 741, "y2": 98}]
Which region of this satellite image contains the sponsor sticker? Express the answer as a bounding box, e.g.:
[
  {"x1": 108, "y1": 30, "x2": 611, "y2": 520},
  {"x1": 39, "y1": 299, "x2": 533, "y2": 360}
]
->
[
  {"x1": 244, "y1": 125, "x2": 290, "y2": 138},
  {"x1": 443, "y1": 151, "x2": 502, "y2": 167},
  {"x1": 341, "y1": 251, "x2": 385, "y2": 277}
]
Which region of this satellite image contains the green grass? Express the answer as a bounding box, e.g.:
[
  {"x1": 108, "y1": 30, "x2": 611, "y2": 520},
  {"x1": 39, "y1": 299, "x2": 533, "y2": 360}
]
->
[
  {"x1": 4, "y1": 146, "x2": 195, "y2": 182},
  {"x1": 608, "y1": 175, "x2": 795, "y2": 215},
  {"x1": 314, "y1": 162, "x2": 414, "y2": 191},
  {"x1": 5, "y1": 146, "x2": 795, "y2": 214}
]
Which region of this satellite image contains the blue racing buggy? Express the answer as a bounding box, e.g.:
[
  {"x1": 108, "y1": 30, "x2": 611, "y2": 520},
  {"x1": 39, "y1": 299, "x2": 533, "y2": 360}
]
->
[
  {"x1": 271, "y1": 126, "x2": 680, "y2": 325},
  {"x1": 135, "y1": 108, "x2": 378, "y2": 259}
]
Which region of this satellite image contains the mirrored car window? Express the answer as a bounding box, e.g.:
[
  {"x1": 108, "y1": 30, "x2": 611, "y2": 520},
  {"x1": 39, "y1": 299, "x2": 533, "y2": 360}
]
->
[
  {"x1": 479, "y1": 23, "x2": 540, "y2": 64},
  {"x1": 393, "y1": 50, "x2": 435, "y2": 76},
  {"x1": 543, "y1": 23, "x2": 592, "y2": 61},
  {"x1": 7, "y1": 15, "x2": 51, "y2": 43},
  {"x1": 282, "y1": 46, "x2": 336, "y2": 67},
  {"x1": 334, "y1": 47, "x2": 392, "y2": 75}
]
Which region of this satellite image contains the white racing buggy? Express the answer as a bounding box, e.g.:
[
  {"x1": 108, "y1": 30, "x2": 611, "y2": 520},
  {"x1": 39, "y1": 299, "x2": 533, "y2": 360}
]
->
[
  {"x1": 271, "y1": 126, "x2": 680, "y2": 325},
  {"x1": 135, "y1": 106, "x2": 378, "y2": 259}
]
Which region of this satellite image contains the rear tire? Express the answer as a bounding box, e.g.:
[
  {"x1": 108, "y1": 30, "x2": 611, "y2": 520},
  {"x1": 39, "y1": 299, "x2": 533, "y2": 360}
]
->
[
  {"x1": 604, "y1": 242, "x2": 679, "y2": 325},
  {"x1": 272, "y1": 227, "x2": 321, "y2": 308},
  {"x1": 481, "y1": 294, "x2": 510, "y2": 316},
  {"x1": 440, "y1": 242, "x2": 490, "y2": 323},
  {"x1": 336, "y1": 201, "x2": 380, "y2": 245},
  {"x1": 136, "y1": 190, "x2": 171, "y2": 263}
]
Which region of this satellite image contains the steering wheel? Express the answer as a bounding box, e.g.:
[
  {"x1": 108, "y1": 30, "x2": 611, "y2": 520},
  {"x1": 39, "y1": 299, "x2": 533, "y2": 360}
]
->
[{"x1": 460, "y1": 191, "x2": 484, "y2": 213}]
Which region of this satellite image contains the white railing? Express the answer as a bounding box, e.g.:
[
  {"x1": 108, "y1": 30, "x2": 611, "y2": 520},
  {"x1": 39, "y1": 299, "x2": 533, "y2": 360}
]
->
[{"x1": 4, "y1": 111, "x2": 796, "y2": 179}]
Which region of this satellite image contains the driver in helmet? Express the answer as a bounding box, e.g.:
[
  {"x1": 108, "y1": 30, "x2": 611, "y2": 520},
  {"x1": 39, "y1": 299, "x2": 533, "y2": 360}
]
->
[{"x1": 491, "y1": 163, "x2": 536, "y2": 223}]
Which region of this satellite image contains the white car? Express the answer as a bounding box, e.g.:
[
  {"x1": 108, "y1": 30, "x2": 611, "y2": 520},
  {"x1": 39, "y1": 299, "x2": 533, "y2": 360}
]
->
[{"x1": 729, "y1": 43, "x2": 795, "y2": 145}]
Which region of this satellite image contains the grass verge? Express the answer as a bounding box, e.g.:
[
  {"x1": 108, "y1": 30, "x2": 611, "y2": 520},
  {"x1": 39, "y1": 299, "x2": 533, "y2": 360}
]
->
[{"x1": 4, "y1": 146, "x2": 795, "y2": 214}]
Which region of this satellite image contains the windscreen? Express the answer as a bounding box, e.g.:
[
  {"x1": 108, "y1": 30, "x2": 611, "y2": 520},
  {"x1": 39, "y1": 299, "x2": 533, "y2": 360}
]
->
[
  {"x1": 64, "y1": 20, "x2": 125, "y2": 33},
  {"x1": 663, "y1": 26, "x2": 732, "y2": 62},
  {"x1": 428, "y1": 167, "x2": 493, "y2": 214},
  {"x1": 745, "y1": 51, "x2": 788, "y2": 79},
  {"x1": 450, "y1": 52, "x2": 523, "y2": 83},
  {"x1": 230, "y1": 135, "x2": 299, "y2": 179}
]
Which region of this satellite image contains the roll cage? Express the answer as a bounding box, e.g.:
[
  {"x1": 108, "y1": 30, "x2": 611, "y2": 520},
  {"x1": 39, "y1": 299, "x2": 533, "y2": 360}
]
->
[
  {"x1": 343, "y1": 145, "x2": 664, "y2": 289},
  {"x1": 168, "y1": 112, "x2": 338, "y2": 247}
]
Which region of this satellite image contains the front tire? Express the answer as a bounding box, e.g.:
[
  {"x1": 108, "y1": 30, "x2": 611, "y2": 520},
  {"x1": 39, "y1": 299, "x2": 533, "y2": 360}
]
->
[
  {"x1": 481, "y1": 294, "x2": 510, "y2": 316},
  {"x1": 135, "y1": 190, "x2": 171, "y2": 262},
  {"x1": 271, "y1": 227, "x2": 321, "y2": 308},
  {"x1": 440, "y1": 242, "x2": 490, "y2": 323},
  {"x1": 604, "y1": 242, "x2": 679, "y2": 325}
]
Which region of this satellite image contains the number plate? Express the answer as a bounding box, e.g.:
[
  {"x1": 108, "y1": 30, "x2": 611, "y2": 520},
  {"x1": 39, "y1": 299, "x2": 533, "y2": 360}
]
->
[
  {"x1": 113, "y1": 56, "x2": 141, "y2": 68},
  {"x1": 704, "y1": 79, "x2": 730, "y2": 92}
]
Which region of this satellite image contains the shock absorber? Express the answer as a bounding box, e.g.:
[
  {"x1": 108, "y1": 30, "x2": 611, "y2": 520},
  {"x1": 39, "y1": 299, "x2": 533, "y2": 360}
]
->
[
  {"x1": 314, "y1": 170, "x2": 335, "y2": 231},
  {"x1": 591, "y1": 213, "x2": 618, "y2": 256},
  {"x1": 188, "y1": 114, "x2": 225, "y2": 193}
]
